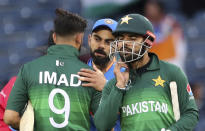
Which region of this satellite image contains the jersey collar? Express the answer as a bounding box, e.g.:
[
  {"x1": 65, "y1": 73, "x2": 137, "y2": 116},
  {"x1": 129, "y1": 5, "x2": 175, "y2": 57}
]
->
[
  {"x1": 130, "y1": 53, "x2": 160, "y2": 75},
  {"x1": 146, "y1": 53, "x2": 160, "y2": 71},
  {"x1": 47, "y1": 45, "x2": 79, "y2": 58},
  {"x1": 129, "y1": 53, "x2": 160, "y2": 79}
]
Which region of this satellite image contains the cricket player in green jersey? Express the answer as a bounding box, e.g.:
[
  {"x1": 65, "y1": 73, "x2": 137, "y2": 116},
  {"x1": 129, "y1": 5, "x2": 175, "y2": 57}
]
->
[
  {"x1": 94, "y1": 14, "x2": 199, "y2": 131},
  {"x1": 4, "y1": 8, "x2": 101, "y2": 131}
]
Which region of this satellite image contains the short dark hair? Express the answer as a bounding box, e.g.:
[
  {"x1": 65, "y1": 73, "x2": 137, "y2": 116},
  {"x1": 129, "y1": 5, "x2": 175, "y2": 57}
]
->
[{"x1": 54, "y1": 8, "x2": 87, "y2": 36}]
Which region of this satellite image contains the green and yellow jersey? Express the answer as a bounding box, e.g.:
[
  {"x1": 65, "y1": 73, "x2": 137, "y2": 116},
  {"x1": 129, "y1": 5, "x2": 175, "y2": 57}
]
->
[
  {"x1": 7, "y1": 45, "x2": 101, "y2": 131},
  {"x1": 94, "y1": 53, "x2": 198, "y2": 131}
]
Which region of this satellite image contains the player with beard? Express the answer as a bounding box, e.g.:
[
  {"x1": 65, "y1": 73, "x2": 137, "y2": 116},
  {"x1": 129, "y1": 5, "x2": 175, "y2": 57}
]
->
[
  {"x1": 78, "y1": 19, "x2": 122, "y2": 131},
  {"x1": 94, "y1": 14, "x2": 198, "y2": 131},
  {"x1": 78, "y1": 18, "x2": 118, "y2": 92}
]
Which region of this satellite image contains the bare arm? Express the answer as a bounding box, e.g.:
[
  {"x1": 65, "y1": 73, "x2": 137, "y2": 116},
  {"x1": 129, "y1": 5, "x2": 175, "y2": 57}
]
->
[{"x1": 4, "y1": 109, "x2": 20, "y2": 129}]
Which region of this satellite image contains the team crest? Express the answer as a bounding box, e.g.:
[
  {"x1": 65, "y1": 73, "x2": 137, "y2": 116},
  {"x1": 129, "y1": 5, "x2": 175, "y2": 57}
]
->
[
  {"x1": 105, "y1": 19, "x2": 113, "y2": 24},
  {"x1": 120, "y1": 15, "x2": 133, "y2": 24},
  {"x1": 152, "y1": 75, "x2": 165, "y2": 87},
  {"x1": 187, "y1": 84, "x2": 193, "y2": 96}
]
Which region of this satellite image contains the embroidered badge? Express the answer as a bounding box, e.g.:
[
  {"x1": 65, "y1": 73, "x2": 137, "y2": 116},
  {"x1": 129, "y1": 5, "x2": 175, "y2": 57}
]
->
[
  {"x1": 187, "y1": 84, "x2": 193, "y2": 96},
  {"x1": 152, "y1": 75, "x2": 165, "y2": 87},
  {"x1": 120, "y1": 15, "x2": 133, "y2": 24}
]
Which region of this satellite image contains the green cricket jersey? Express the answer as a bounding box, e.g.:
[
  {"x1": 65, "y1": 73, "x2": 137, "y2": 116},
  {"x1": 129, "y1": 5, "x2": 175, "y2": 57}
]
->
[
  {"x1": 94, "y1": 53, "x2": 198, "y2": 131},
  {"x1": 6, "y1": 45, "x2": 101, "y2": 131}
]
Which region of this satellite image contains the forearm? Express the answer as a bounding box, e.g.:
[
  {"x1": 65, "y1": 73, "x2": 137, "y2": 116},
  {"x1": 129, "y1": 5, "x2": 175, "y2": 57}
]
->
[
  {"x1": 94, "y1": 86, "x2": 124, "y2": 131},
  {"x1": 4, "y1": 110, "x2": 20, "y2": 129},
  {"x1": 169, "y1": 109, "x2": 198, "y2": 131}
]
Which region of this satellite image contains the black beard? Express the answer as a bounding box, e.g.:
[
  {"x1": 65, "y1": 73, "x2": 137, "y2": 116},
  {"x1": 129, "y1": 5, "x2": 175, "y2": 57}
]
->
[{"x1": 90, "y1": 49, "x2": 110, "y2": 68}]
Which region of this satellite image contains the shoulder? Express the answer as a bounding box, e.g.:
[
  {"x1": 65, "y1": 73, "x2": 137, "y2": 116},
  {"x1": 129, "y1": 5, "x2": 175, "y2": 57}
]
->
[
  {"x1": 76, "y1": 58, "x2": 92, "y2": 69},
  {"x1": 24, "y1": 55, "x2": 48, "y2": 67},
  {"x1": 149, "y1": 53, "x2": 181, "y2": 73},
  {"x1": 79, "y1": 53, "x2": 90, "y2": 64},
  {"x1": 159, "y1": 60, "x2": 187, "y2": 81},
  {"x1": 159, "y1": 60, "x2": 181, "y2": 72},
  {"x1": 22, "y1": 54, "x2": 93, "y2": 77}
]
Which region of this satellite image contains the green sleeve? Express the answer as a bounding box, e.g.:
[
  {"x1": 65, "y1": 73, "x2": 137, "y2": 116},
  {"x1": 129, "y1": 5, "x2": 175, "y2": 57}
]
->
[
  {"x1": 91, "y1": 90, "x2": 102, "y2": 114},
  {"x1": 94, "y1": 80, "x2": 124, "y2": 131},
  {"x1": 169, "y1": 67, "x2": 199, "y2": 131},
  {"x1": 6, "y1": 66, "x2": 28, "y2": 114}
]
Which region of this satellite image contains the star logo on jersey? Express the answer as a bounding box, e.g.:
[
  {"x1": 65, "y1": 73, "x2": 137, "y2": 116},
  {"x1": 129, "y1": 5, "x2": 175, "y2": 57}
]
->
[
  {"x1": 120, "y1": 15, "x2": 133, "y2": 24},
  {"x1": 152, "y1": 76, "x2": 165, "y2": 87}
]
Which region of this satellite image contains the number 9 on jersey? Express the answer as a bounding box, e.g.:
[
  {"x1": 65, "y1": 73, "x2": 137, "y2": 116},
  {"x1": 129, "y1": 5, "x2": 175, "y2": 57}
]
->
[{"x1": 48, "y1": 88, "x2": 70, "y2": 128}]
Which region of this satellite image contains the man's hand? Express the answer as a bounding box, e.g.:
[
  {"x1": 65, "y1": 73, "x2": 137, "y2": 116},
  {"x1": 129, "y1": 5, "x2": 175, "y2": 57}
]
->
[
  {"x1": 78, "y1": 65, "x2": 106, "y2": 91},
  {"x1": 114, "y1": 62, "x2": 129, "y2": 89},
  {"x1": 4, "y1": 110, "x2": 20, "y2": 129}
]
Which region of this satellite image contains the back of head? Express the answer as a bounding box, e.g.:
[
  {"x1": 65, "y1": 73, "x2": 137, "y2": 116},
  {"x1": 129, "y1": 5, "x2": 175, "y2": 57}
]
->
[{"x1": 54, "y1": 8, "x2": 87, "y2": 37}]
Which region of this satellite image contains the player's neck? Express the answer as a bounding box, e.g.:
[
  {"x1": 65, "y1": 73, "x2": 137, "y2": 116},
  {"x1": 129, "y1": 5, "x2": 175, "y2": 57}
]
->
[
  {"x1": 55, "y1": 37, "x2": 79, "y2": 49},
  {"x1": 131, "y1": 53, "x2": 150, "y2": 70}
]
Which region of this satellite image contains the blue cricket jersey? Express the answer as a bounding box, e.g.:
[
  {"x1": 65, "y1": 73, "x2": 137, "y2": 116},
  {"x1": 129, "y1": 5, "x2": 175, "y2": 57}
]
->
[{"x1": 88, "y1": 58, "x2": 121, "y2": 131}]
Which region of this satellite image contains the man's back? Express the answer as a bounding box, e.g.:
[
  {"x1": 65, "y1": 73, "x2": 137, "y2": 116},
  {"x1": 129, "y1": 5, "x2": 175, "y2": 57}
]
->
[{"x1": 7, "y1": 45, "x2": 101, "y2": 131}]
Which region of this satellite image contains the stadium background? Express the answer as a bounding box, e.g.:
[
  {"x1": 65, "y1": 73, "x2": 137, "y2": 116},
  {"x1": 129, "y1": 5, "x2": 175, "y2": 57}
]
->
[{"x1": 0, "y1": 0, "x2": 205, "y2": 130}]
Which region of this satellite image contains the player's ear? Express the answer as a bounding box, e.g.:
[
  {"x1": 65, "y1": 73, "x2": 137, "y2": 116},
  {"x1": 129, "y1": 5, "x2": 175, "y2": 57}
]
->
[
  {"x1": 88, "y1": 34, "x2": 92, "y2": 46},
  {"x1": 75, "y1": 32, "x2": 84, "y2": 46},
  {"x1": 52, "y1": 32, "x2": 57, "y2": 43}
]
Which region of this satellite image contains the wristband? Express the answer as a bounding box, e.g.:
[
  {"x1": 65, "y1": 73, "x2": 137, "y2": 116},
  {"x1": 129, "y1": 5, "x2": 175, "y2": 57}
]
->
[{"x1": 116, "y1": 85, "x2": 126, "y2": 90}]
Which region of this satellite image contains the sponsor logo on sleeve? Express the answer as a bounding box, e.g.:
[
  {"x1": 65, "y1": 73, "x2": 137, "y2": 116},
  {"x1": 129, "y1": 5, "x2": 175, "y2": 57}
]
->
[
  {"x1": 187, "y1": 84, "x2": 193, "y2": 96},
  {"x1": 187, "y1": 84, "x2": 194, "y2": 100}
]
